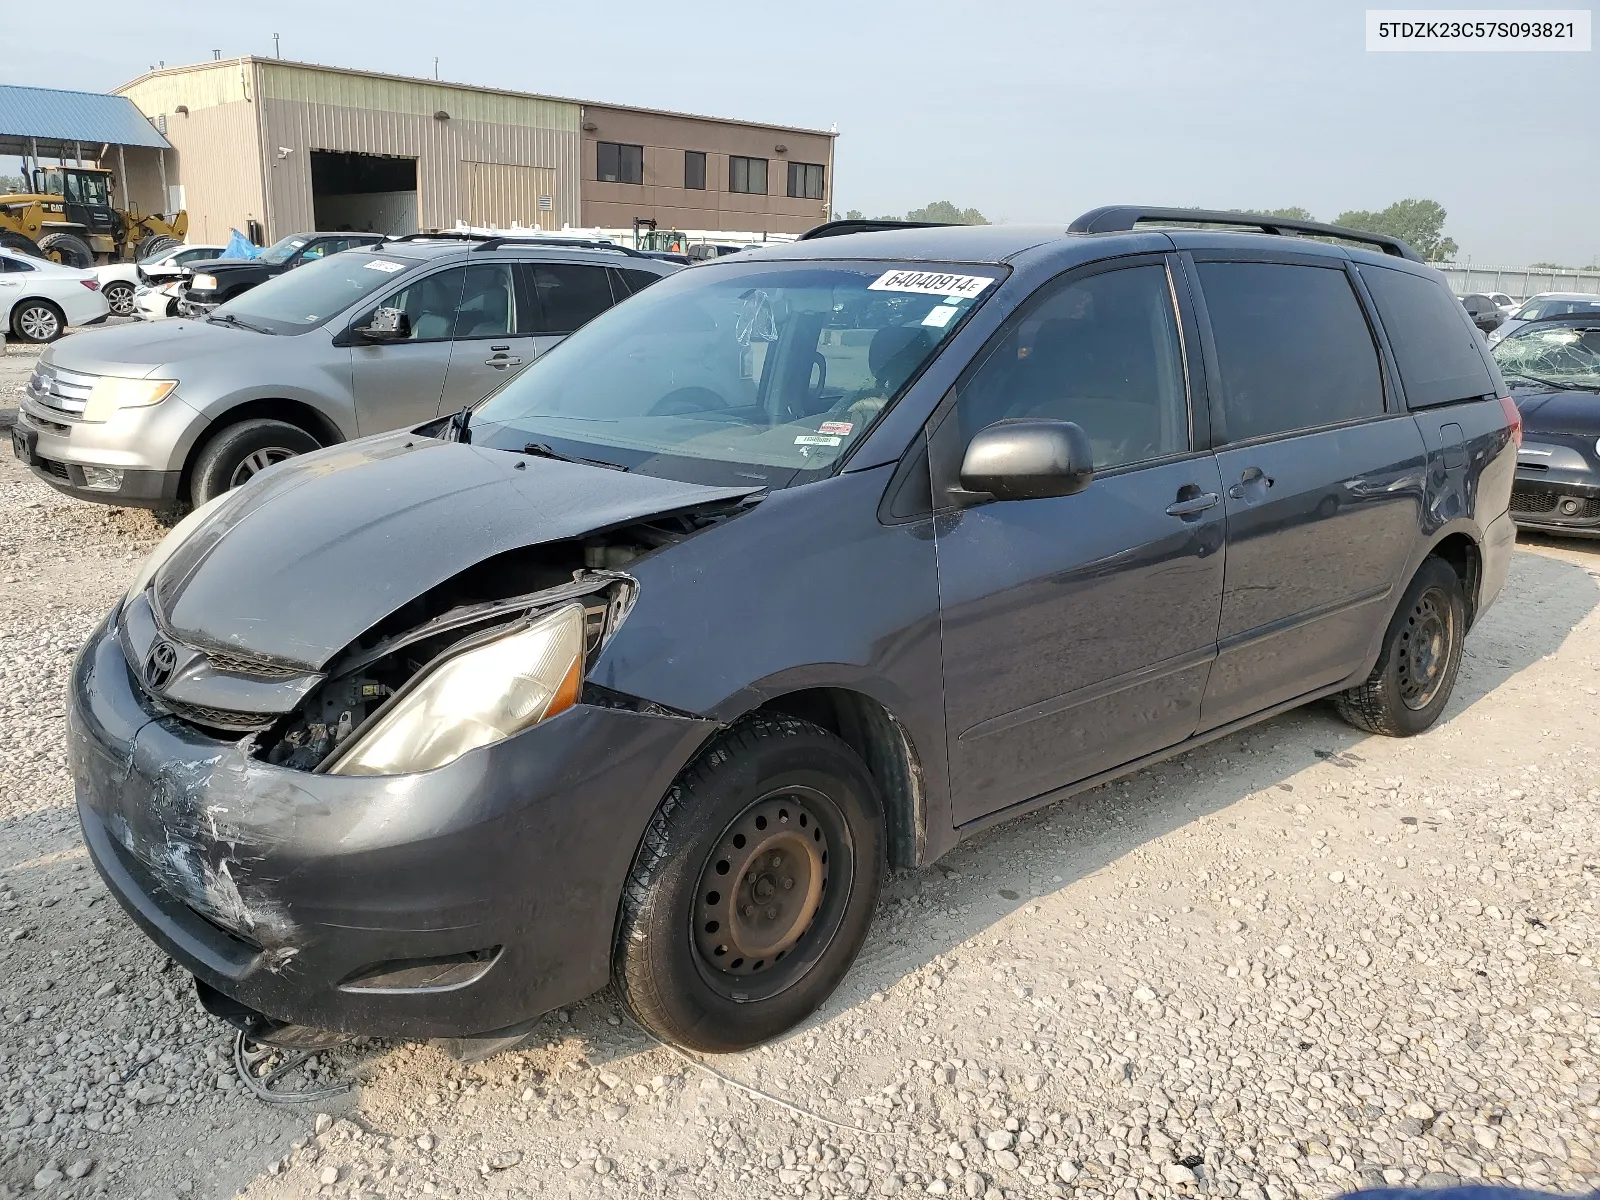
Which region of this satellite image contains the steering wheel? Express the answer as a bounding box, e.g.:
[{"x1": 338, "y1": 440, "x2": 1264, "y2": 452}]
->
[{"x1": 648, "y1": 387, "x2": 730, "y2": 417}]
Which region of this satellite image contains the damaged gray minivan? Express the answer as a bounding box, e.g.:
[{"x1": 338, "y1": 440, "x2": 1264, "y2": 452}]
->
[{"x1": 69, "y1": 210, "x2": 1517, "y2": 1053}]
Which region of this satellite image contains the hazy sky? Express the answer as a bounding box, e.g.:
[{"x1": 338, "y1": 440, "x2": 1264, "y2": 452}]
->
[{"x1": 3, "y1": 0, "x2": 1594, "y2": 264}]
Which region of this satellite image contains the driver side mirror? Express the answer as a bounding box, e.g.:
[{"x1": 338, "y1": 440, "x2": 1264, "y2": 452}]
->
[
  {"x1": 959, "y1": 418, "x2": 1095, "y2": 501},
  {"x1": 354, "y1": 306, "x2": 410, "y2": 341}
]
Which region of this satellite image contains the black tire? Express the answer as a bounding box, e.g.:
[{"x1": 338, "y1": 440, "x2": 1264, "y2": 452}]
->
[
  {"x1": 0, "y1": 230, "x2": 42, "y2": 258},
  {"x1": 103, "y1": 280, "x2": 136, "y2": 316},
  {"x1": 136, "y1": 233, "x2": 180, "y2": 261},
  {"x1": 189, "y1": 418, "x2": 320, "y2": 504},
  {"x1": 614, "y1": 715, "x2": 884, "y2": 1053},
  {"x1": 1334, "y1": 557, "x2": 1466, "y2": 737},
  {"x1": 10, "y1": 298, "x2": 66, "y2": 343},
  {"x1": 37, "y1": 231, "x2": 95, "y2": 269}
]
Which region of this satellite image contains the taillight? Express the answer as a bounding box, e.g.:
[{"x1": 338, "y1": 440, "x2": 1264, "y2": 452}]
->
[
  {"x1": 1498, "y1": 395, "x2": 1522, "y2": 448},
  {"x1": 80, "y1": 279, "x2": 100, "y2": 292}
]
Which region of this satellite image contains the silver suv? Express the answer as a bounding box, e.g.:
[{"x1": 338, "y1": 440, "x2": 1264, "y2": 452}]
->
[{"x1": 12, "y1": 235, "x2": 677, "y2": 507}]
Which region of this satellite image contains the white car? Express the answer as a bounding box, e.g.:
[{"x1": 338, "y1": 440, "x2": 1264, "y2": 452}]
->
[
  {"x1": 132, "y1": 278, "x2": 190, "y2": 321},
  {"x1": 0, "y1": 248, "x2": 111, "y2": 343},
  {"x1": 1487, "y1": 291, "x2": 1600, "y2": 347},
  {"x1": 94, "y1": 243, "x2": 227, "y2": 317}
]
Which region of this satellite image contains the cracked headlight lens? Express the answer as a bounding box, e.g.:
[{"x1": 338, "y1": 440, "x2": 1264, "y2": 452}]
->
[{"x1": 327, "y1": 603, "x2": 586, "y2": 777}]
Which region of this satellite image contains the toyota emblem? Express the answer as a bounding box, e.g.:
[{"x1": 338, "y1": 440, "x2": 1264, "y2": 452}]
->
[{"x1": 144, "y1": 639, "x2": 179, "y2": 690}]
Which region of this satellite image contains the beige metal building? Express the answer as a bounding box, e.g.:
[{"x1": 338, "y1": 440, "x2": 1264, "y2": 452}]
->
[{"x1": 113, "y1": 59, "x2": 834, "y2": 245}]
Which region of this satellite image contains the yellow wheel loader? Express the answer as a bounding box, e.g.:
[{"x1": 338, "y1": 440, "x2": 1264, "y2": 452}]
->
[{"x1": 0, "y1": 165, "x2": 188, "y2": 266}]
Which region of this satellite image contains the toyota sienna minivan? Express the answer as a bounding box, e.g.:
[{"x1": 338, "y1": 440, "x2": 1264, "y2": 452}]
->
[{"x1": 69, "y1": 208, "x2": 1518, "y2": 1053}]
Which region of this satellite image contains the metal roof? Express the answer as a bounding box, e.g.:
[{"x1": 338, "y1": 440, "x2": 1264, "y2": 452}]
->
[{"x1": 0, "y1": 84, "x2": 172, "y2": 155}]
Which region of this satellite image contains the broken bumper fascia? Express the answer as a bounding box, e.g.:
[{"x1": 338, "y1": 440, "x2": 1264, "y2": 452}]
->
[{"x1": 69, "y1": 607, "x2": 716, "y2": 1040}]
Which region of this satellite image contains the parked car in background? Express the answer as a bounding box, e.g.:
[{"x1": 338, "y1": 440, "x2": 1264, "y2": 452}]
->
[
  {"x1": 95, "y1": 243, "x2": 227, "y2": 316},
  {"x1": 132, "y1": 278, "x2": 191, "y2": 322},
  {"x1": 1491, "y1": 314, "x2": 1600, "y2": 537},
  {"x1": 66, "y1": 208, "x2": 1516, "y2": 1056},
  {"x1": 1488, "y1": 291, "x2": 1517, "y2": 315},
  {"x1": 1488, "y1": 292, "x2": 1600, "y2": 347},
  {"x1": 0, "y1": 247, "x2": 109, "y2": 343},
  {"x1": 178, "y1": 232, "x2": 387, "y2": 317},
  {"x1": 13, "y1": 233, "x2": 676, "y2": 508},
  {"x1": 1461, "y1": 292, "x2": 1506, "y2": 335}
]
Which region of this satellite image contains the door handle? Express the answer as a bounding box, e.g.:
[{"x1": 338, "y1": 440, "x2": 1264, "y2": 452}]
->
[
  {"x1": 1228, "y1": 466, "x2": 1274, "y2": 499},
  {"x1": 485, "y1": 355, "x2": 523, "y2": 368},
  {"x1": 1165, "y1": 491, "x2": 1221, "y2": 518}
]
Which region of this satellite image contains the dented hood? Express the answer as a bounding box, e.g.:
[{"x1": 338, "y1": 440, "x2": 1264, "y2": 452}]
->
[{"x1": 152, "y1": 432, "x2": 762, "y2": 667}]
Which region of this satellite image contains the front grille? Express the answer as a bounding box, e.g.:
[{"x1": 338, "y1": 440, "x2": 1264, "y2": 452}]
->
[
  {"x1": 154, "y1": 696, "x2": 274, "y2": 733},
  {"x1": 27, "y1": 364, "x2": 96, "y2": 418},
  {"x1": 1511, "y1": 489, "x2": 1557, "y2": 514},
  {"x1": 202, "y1": 647, "x2": 308, "y2": 679},
  {"x1": 1578, "y1": 497, "x2": 1600, "y2": 519}
]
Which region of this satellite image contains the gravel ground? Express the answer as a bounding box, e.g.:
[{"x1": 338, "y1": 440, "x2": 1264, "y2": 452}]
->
[{"x1": 2, "y1": 328, "x2": 1599, "y2": 1200}]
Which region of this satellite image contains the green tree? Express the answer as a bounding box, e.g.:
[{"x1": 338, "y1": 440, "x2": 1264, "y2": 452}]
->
[
  {"x1": 1333, "y1": 199, "x2": 1458, "y2": 261},
  {"x1": 0, "y1": 174, "x2": 27, "y2": 194},
  {"x1": 1236, "y1": 206, "x2": 1316, "y2": 221},
  {"x1": 1528, "y1": 261, "x2": 1569, "y2": 270},
  {"x1": 904, "y1": 200, "x2": 988, "y2": 225}
]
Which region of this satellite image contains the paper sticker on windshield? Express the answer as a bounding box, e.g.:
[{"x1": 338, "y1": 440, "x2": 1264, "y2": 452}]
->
[
  {"x1": 795, "y1": 434, "x2": 842, "y2": 447},
  {"x1": 818, "y1": 420, "x2": 854, "y2": 435},
  {"x1": 921, "y1": 304, "x2": 960, "y2": 328},
  {"x1": 869, "y1": 270, "x2": 993, "y2": 300},
  {"x1": 364, "y1": 259, "x2": 405, "y2": 273}
]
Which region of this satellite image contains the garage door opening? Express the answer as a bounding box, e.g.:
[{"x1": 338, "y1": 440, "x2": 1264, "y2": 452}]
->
[{"x1": 311, "y1": 151, "x2": 418, "y2": 236}]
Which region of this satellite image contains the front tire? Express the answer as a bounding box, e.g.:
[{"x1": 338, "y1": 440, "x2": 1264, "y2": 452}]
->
[
  {"x1": 103, "y1": 280, "x2": 136, "y2": 316},
  {"x1": 1335, "y1": 557, "x2": 1465, "y2": 736},
  {"x1": 10, "y1": 299, "x2": 65, "y2": 343},
  {"x1": 37, "y1": 231, "x2": 95, "y2": 269},
  {"x1": 615, "y1": 716, "x2": 884, "y2": 1053},
  {"x1": 135, "y1": 233, "x2": 181, "y2": 261},
  {"x1": 189, "y1": 418, "x2": 320, "y2": 504}
]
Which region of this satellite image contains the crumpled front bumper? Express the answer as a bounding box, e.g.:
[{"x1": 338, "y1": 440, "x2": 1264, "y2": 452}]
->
[{"x1": 69, "y1": 608, "x2": 715, "y2": 1040}]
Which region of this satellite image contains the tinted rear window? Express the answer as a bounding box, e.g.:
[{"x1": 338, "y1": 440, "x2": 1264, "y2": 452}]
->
[
  {"x1": 1198, "y1": 261, "x2": 1384, "y2": 442},
  {"x1": 1361, "y1": 265, "x2": 1494, "y2": 408}
]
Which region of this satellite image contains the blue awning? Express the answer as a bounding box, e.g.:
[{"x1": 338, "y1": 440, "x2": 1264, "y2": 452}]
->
[{"x1": 0, "y1": 85, "x2": 172, "y2": 155}]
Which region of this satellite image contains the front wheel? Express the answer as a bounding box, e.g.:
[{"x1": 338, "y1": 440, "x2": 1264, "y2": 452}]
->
[
  {"x1": 614, "y1": 716, "x2": 884, "y2": 1052},
  {"x1": 10, "y1": 299, "x2": 65, "y2": 343},
  {"x1": 103, "y1": 280, "x2": 136, "y2": 316},
  {"x1": 189, "y1": 418, "x2": 320, "y2": 504},
  {"x1": 1335, "y1": 557, "x2": 1465, "y2": 736}
]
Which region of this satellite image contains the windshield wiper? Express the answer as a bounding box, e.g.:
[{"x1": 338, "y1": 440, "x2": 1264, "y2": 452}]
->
[
  {"x1": 521, "y1": 442, "x2": 627, "y2": 471},
  {"x1": 1504, "y1": 371, "x2": 1595, "y2": 392},
  {"x1": 206, "y1": 312, "x2": 275, "y2": 335},
  {"x1": 447, "y1": 405, "x2": 472, "y2": 443}
]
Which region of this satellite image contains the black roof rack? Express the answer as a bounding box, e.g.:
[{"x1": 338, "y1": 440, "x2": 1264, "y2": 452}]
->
[
  {"x1": 377, "y1": 231, "x2": 649, "y2": 257},
  {"x1": 1067, "y1": 206, "x2": 1423, "y2": 262},
  {"x1": 798, "y1": 219, "x2": 954, "y2": 241}
]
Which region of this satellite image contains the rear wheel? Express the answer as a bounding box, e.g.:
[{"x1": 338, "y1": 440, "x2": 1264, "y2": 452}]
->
[
  {"x1": 614, "y1": 715, "x2": 884, "y2": 1052},
  {"x1": 135, "y1": 233, "x2": 181, "y2": 261},
  {"x1": 37, "y1": 231, "x2": 95, "y2": 269},
  {"x1": 103, "y1": 280, "x2": 136, "y2": 316},
  {"x1": 0, "y1": 231, "x2": 42, "y2": 258},
  {"x1": 10, "y1": 298, "x2": 65, "y2": 343},
  {"x1": 1334, "y1": 557, "x2": 1465, "y2": 736},
  {"x1": 189, "y1": 418, "x2": 320, "y2": 504}
]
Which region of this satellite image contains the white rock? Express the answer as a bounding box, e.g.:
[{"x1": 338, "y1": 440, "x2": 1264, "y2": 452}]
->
[
  {"x1": 65, "y1": 1160, "x2": 93, "y2": 1181},
  {"x1": 984, "y1": 1130, "x2": 1014, "y2": 1151},
  {"x1": 319, "y1": 1165, "x2": 339, "y2": 1185},
  {"x1": 32, "y1": 1166, "x2": 64, "y2": 1190},
  {"x1": 1163, "y1": 1163, "x2": 1197, "y2": 1185}
]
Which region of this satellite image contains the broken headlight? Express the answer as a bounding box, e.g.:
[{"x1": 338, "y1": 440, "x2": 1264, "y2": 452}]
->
[{"x1": 324, "y1": 602, "x2": 586, "y2": 776}]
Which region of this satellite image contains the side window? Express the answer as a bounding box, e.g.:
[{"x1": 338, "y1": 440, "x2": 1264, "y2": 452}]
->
[
  {"x1": 376, "y1": 267, "x2": 466, "y2": 342},
  {"x1": 530, "y1": 264, "x2": 615, "y2": 334},
  {"x1": 452, "y1": 263, "x2": 516, "y2": 338},
  {"x1": 1198, "y1": 261, "x2": 1384, "y2": 442},
  {"x1": 957, "y1": 264, "x2": 1190, "y2": 470},
  {"x1": 611, "y1": 267, "x2": 663, "y2": 297},
  {"x1": 299, "y1": 243, "x2": 327, "y2": 262},
  {"x1": 1362, "y1": 265, "x2": 1495, "y2": 408}
]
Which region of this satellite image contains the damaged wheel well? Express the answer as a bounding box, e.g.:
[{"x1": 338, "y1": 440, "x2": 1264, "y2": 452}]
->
[
  {"x1": 754, "y1": 688, "x2": 926, "y2": 871},
  {"x1": 1429, "y1": 532, "x2": 1481, "y2": 627}
]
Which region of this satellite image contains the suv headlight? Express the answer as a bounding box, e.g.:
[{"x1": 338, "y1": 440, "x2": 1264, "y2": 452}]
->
[
  {"x1": 191, "y1": 273, "x2": 218, "y2": 290},
  {"x1": 327, "y1": 603, "x2": 586, "y2": 777},
  {"x1": 81, "y1": 377, "x2": 177, "y2": 422}
]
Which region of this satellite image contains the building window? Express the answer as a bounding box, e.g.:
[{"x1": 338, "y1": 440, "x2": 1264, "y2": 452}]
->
[
  {"x1": 729, "y1": 155, "x2": 768, "y2": 196},
  {"x1": 787, "y1": 162, "x2": 825, "y2": 201},
  {"x1": 684, "y1": 150, "x2": 707, "y2": 191},
  {"x1": 597, "y1": 142, "x2": 643, "y2": 185}
]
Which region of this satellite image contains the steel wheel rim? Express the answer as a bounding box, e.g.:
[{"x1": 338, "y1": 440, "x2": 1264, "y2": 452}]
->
[
  {"x1": 228, "y1": 447, "x2": 296, "y2": 487},
  {"x1": 691, "y1": 784, "x2": 853, "y2": 1002},
  {"x1": 1397, "y1": 586, "x2": 1452, "y2": 710},
  {"x1": 19, "y1": 305, "x2": 59, "y2": 340},
  {"x1": 106, "y1": 284, "x2": 134, "y2": 315}
]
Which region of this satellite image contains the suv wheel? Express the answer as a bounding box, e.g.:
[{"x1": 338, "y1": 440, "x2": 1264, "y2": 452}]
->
[
  {"x1": 614, "y1": 716, "x2": 884, "y2": 1052},
  {"x1": 1335, "y1": 557, "x2": 1465, "y2": 736},
  {"x1": 190, "y1": 419, "x2": 320, "y2": 504}
]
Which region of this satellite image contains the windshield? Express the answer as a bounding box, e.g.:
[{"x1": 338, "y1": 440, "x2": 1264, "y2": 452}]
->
[
  {"x1": 1493, "y1": 323, "x2": 1600, "y2": 388},
  {"x1": 259, "y1": 235, "x2": 309, "y2": 265},
  {"x1": 1511, "y1": 296, "x2": 1600, "y2": 321},
  {"x1": 469, "y1": 259, "x2": 1003, "y2": 487},
  {"x1": 212, "y1": 251, "x2": 423, "y2": 335}
]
